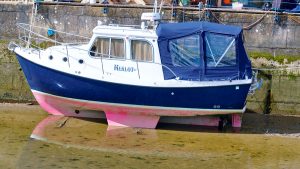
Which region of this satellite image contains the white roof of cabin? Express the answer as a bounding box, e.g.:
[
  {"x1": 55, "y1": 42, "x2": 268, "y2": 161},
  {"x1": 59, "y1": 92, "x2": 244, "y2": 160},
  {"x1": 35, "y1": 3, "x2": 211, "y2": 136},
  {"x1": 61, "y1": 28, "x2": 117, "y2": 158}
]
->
[{"x1": 92, "y1": 25, "x2": 158, "y2": 39}]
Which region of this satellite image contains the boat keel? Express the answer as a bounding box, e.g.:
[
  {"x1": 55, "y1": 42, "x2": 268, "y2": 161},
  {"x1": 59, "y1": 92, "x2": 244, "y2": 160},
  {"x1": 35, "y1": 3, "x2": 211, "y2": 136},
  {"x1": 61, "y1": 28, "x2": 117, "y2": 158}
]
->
[
  {"x1": 105, "y1": 112, "x2": 160, "y2": 129},
  {"x1": 231, "y1": 114, "x2": 242, "y2": 128}
]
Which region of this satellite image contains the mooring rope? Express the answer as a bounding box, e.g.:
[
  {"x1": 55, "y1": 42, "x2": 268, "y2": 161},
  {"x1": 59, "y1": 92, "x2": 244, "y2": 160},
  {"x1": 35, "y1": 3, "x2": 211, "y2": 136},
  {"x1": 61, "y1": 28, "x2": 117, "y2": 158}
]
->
[
  {"x1": 207, "y1": 9, "x2": 270, "y2": 30},
  {"x1": 242, "y1": 12, "x2": 269, "y2": 30},
  {"x1": 209, "y1": 10, "x2": 225, "y2": 24}
]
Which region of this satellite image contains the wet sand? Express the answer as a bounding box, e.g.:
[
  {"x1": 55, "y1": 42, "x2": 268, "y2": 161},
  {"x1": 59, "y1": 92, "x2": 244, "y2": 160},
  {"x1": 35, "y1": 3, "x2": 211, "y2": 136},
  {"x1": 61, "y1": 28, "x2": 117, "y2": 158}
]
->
[
  {"x1": 0, "y1": 104, "x2": 46, "y2": 169},
  {"x1": 1, "y1": 103, "x2": 300, "y2": 169}
]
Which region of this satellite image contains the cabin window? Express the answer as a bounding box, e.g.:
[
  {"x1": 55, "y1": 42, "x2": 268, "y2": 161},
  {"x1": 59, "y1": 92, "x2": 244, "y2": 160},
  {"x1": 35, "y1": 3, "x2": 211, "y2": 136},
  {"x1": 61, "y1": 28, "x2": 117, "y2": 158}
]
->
[
  {"x1": 131, "y1": 40, "x2": 153, "y2": 62},
  {"x1": 89, "y1": 37, "x2": 125, "y2": 59},
  {"x1": 204, "y1": 33, "x2": 236, "y2": 68},
  {"x1": 111, "y1": 39, "x2": 125, "y2": 58},
  {"x1": 169, "y1": 34, "x2": 201, "y2": 67}
]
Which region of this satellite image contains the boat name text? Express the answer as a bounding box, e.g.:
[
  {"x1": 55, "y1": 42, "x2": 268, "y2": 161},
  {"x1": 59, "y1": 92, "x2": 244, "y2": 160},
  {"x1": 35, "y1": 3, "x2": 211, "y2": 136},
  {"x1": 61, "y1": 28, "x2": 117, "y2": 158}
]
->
[{"x1": 114, "y1": 64, "x2": 137, "y2": 72}]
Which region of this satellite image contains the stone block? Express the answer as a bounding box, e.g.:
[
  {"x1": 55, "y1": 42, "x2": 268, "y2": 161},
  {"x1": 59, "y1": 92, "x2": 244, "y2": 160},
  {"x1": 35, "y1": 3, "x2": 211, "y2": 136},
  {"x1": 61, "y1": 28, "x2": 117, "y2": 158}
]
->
[
  {"x1": 271, "y1": 76, "x2": 300, "y2": 103},
  {"x1": 78, "y1": 16, "x2": 98, "y2": 37},
  {"x1": 286, "y1": 24, "x2": 300, "y2": 48},
  {"x1": 244, "y1": 23, "x2": 288, "y2": 49}
]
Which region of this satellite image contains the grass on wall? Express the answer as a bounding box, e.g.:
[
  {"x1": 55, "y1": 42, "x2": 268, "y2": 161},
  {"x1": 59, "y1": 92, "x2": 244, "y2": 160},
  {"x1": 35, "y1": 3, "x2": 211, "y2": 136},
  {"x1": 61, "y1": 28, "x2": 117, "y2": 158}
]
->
[{"x1": 248, "y1": 51, "x2": 300, "y2": 64}]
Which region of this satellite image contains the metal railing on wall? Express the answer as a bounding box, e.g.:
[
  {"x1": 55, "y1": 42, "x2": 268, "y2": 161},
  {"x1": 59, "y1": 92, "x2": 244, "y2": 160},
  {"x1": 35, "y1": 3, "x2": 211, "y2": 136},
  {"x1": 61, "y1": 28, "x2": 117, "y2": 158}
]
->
[
  {"x1": 0, "y1": 0, "x2": 33, "y2": 4},
  {"x1": 0, "y1": 0, "x2": 299, "y2": 12}
]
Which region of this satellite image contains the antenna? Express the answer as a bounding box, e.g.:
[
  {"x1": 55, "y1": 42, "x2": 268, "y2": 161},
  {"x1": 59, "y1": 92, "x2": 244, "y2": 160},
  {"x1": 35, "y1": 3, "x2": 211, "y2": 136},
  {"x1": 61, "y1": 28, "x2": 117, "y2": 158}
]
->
[
  {"x1": 141, "y1": 0, "x2": 161, "y2": 29},
  {"x1": 154, "y1": 0, "x2": 157, "y2": 14},
  {"x1": 27, "y1": 2, "x2": 38, "y2": 48}
]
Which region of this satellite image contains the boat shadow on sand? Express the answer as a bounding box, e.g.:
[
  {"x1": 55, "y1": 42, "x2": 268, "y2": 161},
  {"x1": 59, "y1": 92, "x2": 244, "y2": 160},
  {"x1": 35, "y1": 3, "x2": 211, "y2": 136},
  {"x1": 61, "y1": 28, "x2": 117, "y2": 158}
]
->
[
  {"x1": 30, "y1": 111, "x2": 300, "y2": 139},
  {"x1": 15, "y1": 112, "x2": 300, "y2": 169},
  {"x1": 157, "y1": 112, "x2": 300, "y2": 136}
]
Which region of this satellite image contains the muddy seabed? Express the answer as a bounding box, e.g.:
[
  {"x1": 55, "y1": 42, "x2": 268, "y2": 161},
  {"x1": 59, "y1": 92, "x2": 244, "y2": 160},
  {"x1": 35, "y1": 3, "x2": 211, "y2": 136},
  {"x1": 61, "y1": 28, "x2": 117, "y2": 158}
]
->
[{"x1": 0, "y1": 103, "x2": 300, "y2": 169}]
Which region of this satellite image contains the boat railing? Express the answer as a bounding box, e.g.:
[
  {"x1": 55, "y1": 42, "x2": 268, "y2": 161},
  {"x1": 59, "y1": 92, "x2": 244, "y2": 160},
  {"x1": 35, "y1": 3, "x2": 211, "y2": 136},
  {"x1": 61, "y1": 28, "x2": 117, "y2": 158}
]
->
[
  {"x1": 11, "y1": 23, "x2": 179, "y2": 80},
  {"x1": 11, "y1": 23, "x2": 253, "y2": 82},
  {"x1": 83, "y1": 49, "x2": 179, "y2": 79},
  {"x1": 107, "y1": 24, "x2": 141, "y2": 29},
  {"x1": 16, "y1": 23, "x2": 90, "y2": 45},
  {"x1": 12, "y1": 23, "x2": 253, "y2": 82},
  {"x1": 18, "y1": 22, "x2": 92, "y2": 64}
]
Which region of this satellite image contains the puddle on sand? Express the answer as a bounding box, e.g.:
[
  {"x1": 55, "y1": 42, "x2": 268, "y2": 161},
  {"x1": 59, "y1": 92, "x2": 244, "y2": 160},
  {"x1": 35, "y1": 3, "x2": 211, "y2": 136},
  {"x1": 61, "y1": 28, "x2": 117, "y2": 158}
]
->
[{"x1": 1, "y1": 104, "x2": 300, "y2": 169}]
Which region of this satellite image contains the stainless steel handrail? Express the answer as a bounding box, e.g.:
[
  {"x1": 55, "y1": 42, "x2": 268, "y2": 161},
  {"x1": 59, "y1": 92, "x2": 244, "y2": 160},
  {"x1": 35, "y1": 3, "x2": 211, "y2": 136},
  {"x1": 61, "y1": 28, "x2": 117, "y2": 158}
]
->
[
  {"x1": 15, "y1": 23, "x2": 253, "y2": 82},
  {"x1": 15, "y1": 23, "x2": 179, "y2": 80}
]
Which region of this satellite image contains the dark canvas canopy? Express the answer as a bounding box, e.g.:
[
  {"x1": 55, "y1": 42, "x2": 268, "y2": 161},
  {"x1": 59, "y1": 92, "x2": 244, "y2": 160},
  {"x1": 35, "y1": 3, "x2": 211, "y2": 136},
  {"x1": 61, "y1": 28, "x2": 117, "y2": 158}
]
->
[{"x1": 156, "y1": 21, "x2": 252, "y2": 81}]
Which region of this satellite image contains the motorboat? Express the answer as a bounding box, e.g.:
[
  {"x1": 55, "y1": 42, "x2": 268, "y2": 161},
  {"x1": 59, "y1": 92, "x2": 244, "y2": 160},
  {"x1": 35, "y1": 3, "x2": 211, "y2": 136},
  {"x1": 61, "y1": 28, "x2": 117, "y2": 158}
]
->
[{"x1": 9, "y1": 12, "x2": 255, "y2": 129}]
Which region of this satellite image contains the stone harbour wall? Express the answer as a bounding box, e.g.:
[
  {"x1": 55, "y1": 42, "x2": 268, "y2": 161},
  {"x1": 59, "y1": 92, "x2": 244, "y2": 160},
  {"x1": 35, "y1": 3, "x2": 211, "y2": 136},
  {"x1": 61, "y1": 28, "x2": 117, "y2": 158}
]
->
[
  {"x1": 0, "y1": 3, "x2": 299, "y2": 115},
  {"x1": 0, "y1": 4, "x2": 300, "y2": 54}
]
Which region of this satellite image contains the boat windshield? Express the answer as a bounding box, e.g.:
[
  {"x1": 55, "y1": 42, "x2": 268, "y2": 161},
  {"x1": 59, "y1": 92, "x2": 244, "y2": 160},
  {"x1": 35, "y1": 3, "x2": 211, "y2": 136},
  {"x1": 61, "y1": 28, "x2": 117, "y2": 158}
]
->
[
  {"x1": 169, "y1": 35, "x2": 201, "y2": 67},
  {"x1": 155, "y1": 21, "x2": 252, "y2": 80},
  {"x1": 204, "y1": 32, "x2": 236, "y2": 68}
]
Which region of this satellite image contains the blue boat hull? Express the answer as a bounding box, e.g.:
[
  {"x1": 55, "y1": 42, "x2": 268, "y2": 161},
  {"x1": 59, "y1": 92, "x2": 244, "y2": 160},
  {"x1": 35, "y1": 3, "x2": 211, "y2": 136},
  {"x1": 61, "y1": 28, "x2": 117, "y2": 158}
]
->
[{"x1": 17, "y1": 54, "x2": 251, "y2": 112}]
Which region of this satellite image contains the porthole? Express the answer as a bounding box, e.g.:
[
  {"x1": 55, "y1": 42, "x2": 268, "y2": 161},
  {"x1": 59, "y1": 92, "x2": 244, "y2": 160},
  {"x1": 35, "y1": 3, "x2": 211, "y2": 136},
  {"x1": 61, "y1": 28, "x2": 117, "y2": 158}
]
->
[
  {"x1": 49, "y1": 55, "x2": 53, "y2": 60},
  {"x1": 79, "y1": 59, "x2": 84, "y2": 64},
  {"x1": 63, "y1": 57, "x2": 68, "y2": 62}
]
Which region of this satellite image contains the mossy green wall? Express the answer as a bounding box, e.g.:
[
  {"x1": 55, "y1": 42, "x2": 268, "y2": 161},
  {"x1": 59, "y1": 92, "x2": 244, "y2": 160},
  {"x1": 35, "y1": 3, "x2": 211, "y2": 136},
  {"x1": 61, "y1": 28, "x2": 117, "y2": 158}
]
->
[
  {"x1": 0, "y1": 40, "x2": 34, "y2": 102},
  {"x1": 247, "y1": 74, "x2": 300, "y2": 115}
]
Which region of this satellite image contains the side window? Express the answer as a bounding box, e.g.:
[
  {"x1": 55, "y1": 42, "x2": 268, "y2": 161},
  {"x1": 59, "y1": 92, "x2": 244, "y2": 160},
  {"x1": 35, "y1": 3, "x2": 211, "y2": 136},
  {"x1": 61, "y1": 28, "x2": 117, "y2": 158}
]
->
[
  {"x1": 90, "y1": 38, "x2": 109, "y2": 58},
  {"x1": 169, "y1": 34, "x2": 201, "y2": 67},
  {"x1": 131, "y1": 40, "x2": 153, "y2": 62},
  {"x1": 111, "y1": 39, "x2": 125, "y2": 58},
  {"x1": 89, "y1": 37, "x2": 124, "y2": 59},
  {"x1": 204, "y1": 32, "x2": 236, "y2": 68}
]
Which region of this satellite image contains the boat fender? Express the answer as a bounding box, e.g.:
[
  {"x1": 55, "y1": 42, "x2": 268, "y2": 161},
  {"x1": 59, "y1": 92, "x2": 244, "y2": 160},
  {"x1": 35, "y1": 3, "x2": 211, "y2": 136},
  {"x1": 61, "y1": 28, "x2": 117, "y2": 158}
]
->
[{"x1": 47, "y1": 28, "x2": 55, "y2": 37}]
